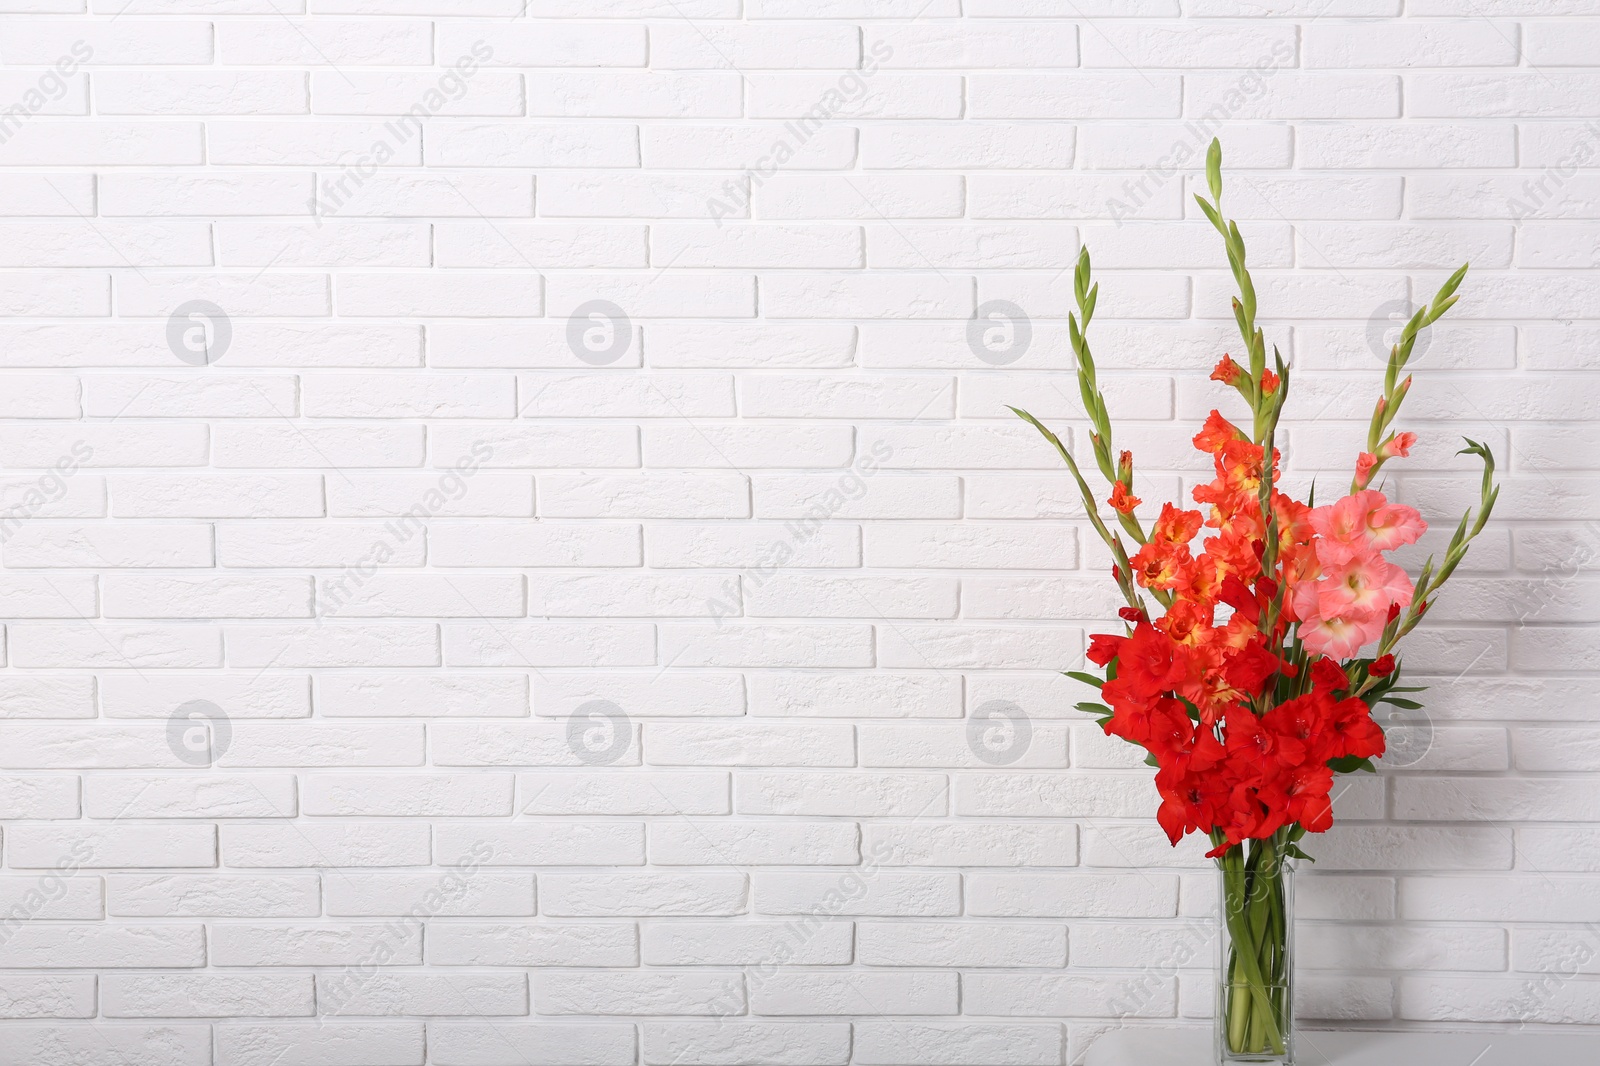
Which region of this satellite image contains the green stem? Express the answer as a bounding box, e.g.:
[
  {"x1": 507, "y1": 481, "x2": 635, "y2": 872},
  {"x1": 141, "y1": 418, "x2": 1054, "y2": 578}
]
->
[{"x1": 1219, "y1": 840, "x2": 1287, "y2": 1056}]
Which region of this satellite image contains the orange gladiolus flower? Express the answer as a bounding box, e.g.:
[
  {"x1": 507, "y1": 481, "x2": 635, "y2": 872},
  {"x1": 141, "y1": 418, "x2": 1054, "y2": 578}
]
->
[{"x1": 1109, "y1": 480, "x2": 1142, "y2": 514}]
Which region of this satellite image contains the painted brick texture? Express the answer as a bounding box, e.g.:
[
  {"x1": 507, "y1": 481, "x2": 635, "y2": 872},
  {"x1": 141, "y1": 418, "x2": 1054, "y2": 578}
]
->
[{"x1": 0, "y1": 3, "x2": 1596, "y2": 1064}]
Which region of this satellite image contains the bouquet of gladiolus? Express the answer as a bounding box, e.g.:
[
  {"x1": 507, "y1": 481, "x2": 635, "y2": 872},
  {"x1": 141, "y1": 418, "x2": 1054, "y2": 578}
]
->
[{"x1": 1013, "y1": 141, "x2": 1497, "y2": 1062}]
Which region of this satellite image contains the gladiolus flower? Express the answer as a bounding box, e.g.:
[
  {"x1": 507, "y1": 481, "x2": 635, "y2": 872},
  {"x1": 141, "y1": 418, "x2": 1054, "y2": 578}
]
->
[
  {"x1": 1380, "y1": 432, "x2": 1416, "y2": 460},
  {"x1": 1211, "y1": 354, "x2": 1244, "y2": 385},
  {"x1": 1152, "y1": 503, "x2": 1203, "y2": 546},
  {"x1": 1115, "y1": 622, "x2": 1189, "y2": 699},
  {"x1": 1365, "y1": 501, "x2": 1426, "y2": 552},
  {"x1": 1354, "y1": 451, "x2": 1378, "y2": 489},
  {"x1": 1261, "y1": 370, "x2": 1281, "y2": 395},
  {"x1": 1109, "y1": 481, "x2": 1142, "y2": 514},
  {"x1": 1309, "y1": 657, "x2": 1349, "y2": 694},
  {"x1": 1131, "y1": 538, "x2": 1191, "y2": 591},
  {"x1": 1327, "y1": 696, "x2": 1386, "y2": 760},
  {"x1": 1309, "y1": 490, "x2": 1425, "y2": 553},
  {"x1": 1087, "y1": 633, "x2": 1124, "y2": 667},
  {"x1": 1159, "y1": 599, "x2": 1213, "y2": 647},
  {"x1": 1314, "y1": 552, "x2": 1414, "y2": 621},
  {"x1": 1223, "y1": 640, "x2": 1284, "y2": 696},
  {"x1": 1283, "y1": 764, "x2": 1334, "y2": 833},
  {"x1": 1226, "y1": 705, "x2": 1305, "y2": 770},
  {"x1": 1370, "y1": 653, "x2": 1396, "y2": 677},
  {"x1": 1294, "y1": 607, "x2": 1386, "y2": 660},
  {"x1": 1193, "y1": 410, "x2": 1247, "y2": 456}
]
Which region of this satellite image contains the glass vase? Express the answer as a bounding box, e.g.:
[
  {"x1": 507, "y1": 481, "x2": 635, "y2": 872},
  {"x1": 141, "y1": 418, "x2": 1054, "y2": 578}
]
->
[{"x1": 1214, "y1": 833, "x2": 1295, "y2": 1065}]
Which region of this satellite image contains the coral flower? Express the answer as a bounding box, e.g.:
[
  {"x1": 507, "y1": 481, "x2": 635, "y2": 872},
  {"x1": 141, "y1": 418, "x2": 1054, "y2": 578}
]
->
[
  {"x1": 1211, "y1": 354, "x2": 1244, "y2": 385},
  {"x1": 1109, "y1": 480, "x2": 1142, "y2": 514},
  {"x1": 1380, "y1": 432, "x2": 1417, "y2": 460},
  {"x1": 1159, "y1": 599, "x2": 1214, "y2": 647},
  {"x1": 1152, "y1": 503, "x2": 1203, "y2": 546},
  {"x1": 1354, "y1": 451, "x2": 1380, "y2": 489},
  {"x1": 1131, "y1": 540, "x2": 1191, "y2": 591},
  {"x1": 1193, "y1": 410, "x2": 1247, "y2": 455},
  {"x1": 1218, "y1": 440, "x2": 1266, "y2": 495}
]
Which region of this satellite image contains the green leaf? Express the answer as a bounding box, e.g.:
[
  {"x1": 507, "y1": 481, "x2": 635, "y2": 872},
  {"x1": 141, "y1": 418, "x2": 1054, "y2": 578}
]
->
[
  {"x1": 1206, "y1": 137, "x2": 1223, "y2": 202},
  {"x1": 1075, "y1": 702, "x2": 1112, "y2": 716},
  {"x1": 1283, "y1": 843, "x2": 1315, "y2": 863},
  {"x1": 1378, "y1": 696, "x2": 1424, "y2": 709},
  {"x1": 1327, "y1": 755, "x2": 1377, "y2": 774},
  {"x1": 1144, "y1": 752, "x2": 1160, "y2": 768},
  {"x1": 1065, "y1": 670, "x2": 1104, "y2": 689}
]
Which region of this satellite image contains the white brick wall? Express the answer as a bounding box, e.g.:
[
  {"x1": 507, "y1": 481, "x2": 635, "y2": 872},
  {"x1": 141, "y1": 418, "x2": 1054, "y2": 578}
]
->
[{"x1": 0, "y1": 2, "x2": 1595, "y2": 1063}]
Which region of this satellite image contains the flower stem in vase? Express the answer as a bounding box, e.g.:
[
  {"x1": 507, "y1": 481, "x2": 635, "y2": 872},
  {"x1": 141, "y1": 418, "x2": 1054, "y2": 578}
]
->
[{"x1": 1217, "y1": 833, "x2": 1293, "y2": 1063}]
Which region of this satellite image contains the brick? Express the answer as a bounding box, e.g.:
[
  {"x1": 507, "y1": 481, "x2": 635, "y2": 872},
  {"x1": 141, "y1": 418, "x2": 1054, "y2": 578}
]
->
[
  {"x1": 858, "y1": 922, "x2": 1064, "y2": 967},
  {"x1": 643, "y1": 1022, "x2": 851, "y2": 1064},
  {"x1": 108, "y1": 875, "x2": 319, "y2": 917}
]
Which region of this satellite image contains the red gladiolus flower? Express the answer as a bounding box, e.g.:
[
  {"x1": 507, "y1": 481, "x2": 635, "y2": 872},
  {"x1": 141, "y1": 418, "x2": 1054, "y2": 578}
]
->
[
  {"x1": 1309, "y1": 656, "x2": 1349, "y2": 695},
  {"x1": 1223, "y1": 640, "x2": 1283, "y2": 696},
  {"x1": 1263, "y1": 693, "x2": 1335, "y2": 765},
  {"x1": 1283, "y1": 764, "x2": 1334, "y2": 833},
  {"x1": 1116, "y1": 623, "x2": 1189, "y2": 699},
  {"x1": 1086, "y1": 633, "x2": 1124, "y2": 667},
  {"x1": 1226, "y1": 705, "x2": 1305, "y2": 771},
  {"x1": 1370, "y1": 653, "x2": 1396, "y2": 677},
  {"x1": 1327, "y1": 696, "x2": 1386, "y2": 760}
]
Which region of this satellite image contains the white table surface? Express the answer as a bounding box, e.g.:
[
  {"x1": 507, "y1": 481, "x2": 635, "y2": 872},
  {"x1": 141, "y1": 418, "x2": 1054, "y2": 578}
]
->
[{"x1": 1085, "y1": 1027, "x2": 1600, "y2": 1065}]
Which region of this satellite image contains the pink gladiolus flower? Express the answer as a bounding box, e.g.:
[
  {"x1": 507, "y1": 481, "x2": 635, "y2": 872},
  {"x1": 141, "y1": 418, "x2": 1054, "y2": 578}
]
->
[
  {"x1": 1364, "y1": 500, "x2": 1426, "y2": 552},
  {"x1": 1295, "y1": 608, "x2": 1388, "y2": 660},
  {"x1": 1314, "y1": 552, "x2": 1414, "y2": 621},
  {"x1": 1354, "y1": 452, "x2": 1378, "y2": 489},
  {"x1": 1309, "y1": 490, "x2": 1426, "y2": 553},
  {"x1": 1290, "y1": 490, "x2": 1424, "y2": 657},
  {"x1": 1380, "y1": 432, "x2": 1417, "y2": 460},
  {"x1": 1311, "y1": 490, "x2": 1383, "y2": 544}
]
